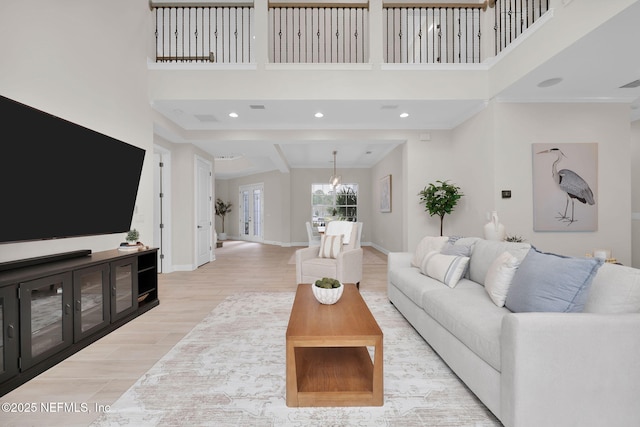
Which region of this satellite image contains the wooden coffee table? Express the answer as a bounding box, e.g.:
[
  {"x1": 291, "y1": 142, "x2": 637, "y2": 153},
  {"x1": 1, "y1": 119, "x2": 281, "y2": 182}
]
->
[{"x1": 286, "y1": 283, "x2": 383, "y2": 407}]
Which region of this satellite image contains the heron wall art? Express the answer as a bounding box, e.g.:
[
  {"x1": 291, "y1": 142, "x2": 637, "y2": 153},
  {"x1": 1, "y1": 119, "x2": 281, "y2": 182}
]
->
[{"x1": 532, "y1": 143, "x2": 598, "y2": 231}]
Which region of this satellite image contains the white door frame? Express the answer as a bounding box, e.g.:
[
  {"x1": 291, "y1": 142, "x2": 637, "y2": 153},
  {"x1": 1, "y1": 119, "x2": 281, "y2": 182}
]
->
[
  {"x1": 195, "y1": 155, "x2": 213, "y2": 267},
  {"x1": 153, "y1": 145, "x2": 172, "y2": 273}
]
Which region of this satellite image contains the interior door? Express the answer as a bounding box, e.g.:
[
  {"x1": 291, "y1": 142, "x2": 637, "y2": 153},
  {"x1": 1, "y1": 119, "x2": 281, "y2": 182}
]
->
[
  {"x1": 196, "y1": 156, "x2": 213, "y2": 267},
  {"x1": 239, "y1": 184, "x2": 263, "y2": 242}
]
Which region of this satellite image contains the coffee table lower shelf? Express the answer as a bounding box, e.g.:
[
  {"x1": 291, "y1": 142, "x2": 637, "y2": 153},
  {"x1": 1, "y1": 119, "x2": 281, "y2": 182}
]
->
[{"x1": 292, "y1": 346, "x2": 377, "y2": 407}]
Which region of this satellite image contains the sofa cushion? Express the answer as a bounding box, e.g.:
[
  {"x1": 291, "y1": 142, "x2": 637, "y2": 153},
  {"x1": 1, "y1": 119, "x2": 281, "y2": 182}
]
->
[
  {"x1": 420, "y1": 251, "x2": 469, "y2": 288},
  {"x1": 420, "y1": 279, "x2": 509, "y2": 371},
  {"x1": 319, "y1": 234, "x2": 343, "y2": 258},
  {"x1": 468, "y1": 239, "x2": 531, "y2": 286},
  {"x1": 584, "y1": 262, "x2": 640, "y2": 313},
  {"x1": 505, "y1": 248, "x2": 603, "y2": 313},
  {"x1": 484, "y1": 251, "x2": 520, "y2": 307},
  {"x1": 411, "y1": 235, "x2": 449, "y2": 268},
  {"x1": 389, "y1": 266, "x2": 447, "y2": 305}
]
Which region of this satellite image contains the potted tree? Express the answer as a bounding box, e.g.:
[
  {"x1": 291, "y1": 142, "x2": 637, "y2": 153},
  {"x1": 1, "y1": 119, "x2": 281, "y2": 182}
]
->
[
  {"x1": 418, "y1": 180, "x2": 464, "y2": 236},
  {"x1": 215, "y1": 198, "x2": 232, "y2": 240}
]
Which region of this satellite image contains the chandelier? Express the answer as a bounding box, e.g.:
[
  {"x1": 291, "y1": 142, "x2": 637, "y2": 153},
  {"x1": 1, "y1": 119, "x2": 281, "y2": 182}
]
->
[{"x1": 329, "y1": 150, "x2": 341, "y2": 189}]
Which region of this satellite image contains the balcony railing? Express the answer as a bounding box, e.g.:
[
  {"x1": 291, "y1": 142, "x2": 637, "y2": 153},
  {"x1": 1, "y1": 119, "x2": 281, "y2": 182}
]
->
[
  {"x1": 269, "y1": 6, "x2": 369, "y2": 63},
  {"x1": 384, "y1": 5, "x2": 483, "y2": 64},
  {"x1": 152, "y1": 1, "x2": 549, "y2": 65},
  {"x1": 154, "y1": 6, "x2": 254, "y2": 63}
]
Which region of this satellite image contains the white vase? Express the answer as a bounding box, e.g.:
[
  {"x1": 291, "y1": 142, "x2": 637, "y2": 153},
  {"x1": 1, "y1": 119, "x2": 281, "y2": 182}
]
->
[
  {"x1": 484, "y1": 211, "x2": 506, "y2": 241},
  {"x1": 218, "y1": 232, "x2": 227, "y2": 241}
]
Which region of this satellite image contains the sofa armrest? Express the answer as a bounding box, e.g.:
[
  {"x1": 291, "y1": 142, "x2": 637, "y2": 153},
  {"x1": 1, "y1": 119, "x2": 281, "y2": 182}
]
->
[
  {"x1": 388, "y1": 252, "x2": 413, "y2": 272},
  {"x1": 501, "y1": 312, "x2": 640, "y2": 427},
  {"x1": 295, "y1": 246, "x2": 320, "y2": 283},
  {"x1": 336, "y1": 247, "x2": 363, "y2": 285}
]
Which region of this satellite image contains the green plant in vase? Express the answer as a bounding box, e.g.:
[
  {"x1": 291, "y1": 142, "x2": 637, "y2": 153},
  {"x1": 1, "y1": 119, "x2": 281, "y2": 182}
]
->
[{"x1": 215, "y1": 198, "x2": 232, "y2": 240}]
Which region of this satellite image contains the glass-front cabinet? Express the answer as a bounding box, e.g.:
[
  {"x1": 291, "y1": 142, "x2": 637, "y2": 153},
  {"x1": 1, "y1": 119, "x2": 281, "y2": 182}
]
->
[
  {"x1": 19, "y1": 273, "x2": 73, "y2": 370},
  {"x1": 110, "y1": 257, "x2": 138, "y2": 322},
  {"x1": 0, "y1": 248, "x2": 158, "y2": 396},
  {"x1": 0, "y1": 285, "x2": 18, "y2": 384},
  {"x1": 73, "y1": 264, "x2": 110, "y2": 342}
]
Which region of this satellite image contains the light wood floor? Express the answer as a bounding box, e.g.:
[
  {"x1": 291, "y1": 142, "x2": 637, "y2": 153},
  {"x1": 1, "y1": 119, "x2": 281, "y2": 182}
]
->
[{"x1": 2, "y1": 241, "x2": 388, "y2": 426}]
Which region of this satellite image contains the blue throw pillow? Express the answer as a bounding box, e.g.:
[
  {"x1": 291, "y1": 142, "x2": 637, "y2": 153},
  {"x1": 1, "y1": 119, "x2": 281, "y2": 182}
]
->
[{"x1": 505, "y1": 247, "x2": 603, "y2": 313}]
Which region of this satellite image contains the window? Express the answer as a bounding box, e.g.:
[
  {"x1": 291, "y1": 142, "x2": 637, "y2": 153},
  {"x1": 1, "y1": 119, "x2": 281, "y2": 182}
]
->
[{"x1": 311, "y1": 184, "x2": 358, "y2": 226}]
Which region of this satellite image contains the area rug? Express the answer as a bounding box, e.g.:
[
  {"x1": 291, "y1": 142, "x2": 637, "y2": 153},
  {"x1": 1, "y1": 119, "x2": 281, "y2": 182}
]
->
[{"x1": 91, "y1": 292, "x2": 500, "y2": 427}]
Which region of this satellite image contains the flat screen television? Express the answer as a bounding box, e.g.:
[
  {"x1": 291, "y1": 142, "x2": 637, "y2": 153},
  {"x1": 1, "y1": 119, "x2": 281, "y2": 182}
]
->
[{"x1": 0, "y1": 94, "x2": 146, "y2": 244}]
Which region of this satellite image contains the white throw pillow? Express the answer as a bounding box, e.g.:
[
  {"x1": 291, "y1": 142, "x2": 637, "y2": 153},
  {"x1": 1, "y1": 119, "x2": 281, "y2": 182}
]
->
[
  {"x1": 319, "y1": 234, "x2": 343, "y2": 259},
  {"x1": 420, "y1": 251, "x2": 470, "y2": 288},
  {"x1": 411, "y1": 236, "x2": 450, "y2": 268},
  {"x1": 484, "y1": 251, "x2": 520, "y2": 307}
]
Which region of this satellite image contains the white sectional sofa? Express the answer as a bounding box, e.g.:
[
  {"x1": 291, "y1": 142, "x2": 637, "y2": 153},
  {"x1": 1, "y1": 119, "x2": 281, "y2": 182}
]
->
[{"x1": 387, "y1": 236, "x2": 640, "y2": 427}]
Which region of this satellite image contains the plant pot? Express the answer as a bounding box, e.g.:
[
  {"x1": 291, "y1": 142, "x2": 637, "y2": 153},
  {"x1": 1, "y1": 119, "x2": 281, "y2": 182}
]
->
[{"x1": 218, "y1": 232, "x2": 227, "y2": 241}]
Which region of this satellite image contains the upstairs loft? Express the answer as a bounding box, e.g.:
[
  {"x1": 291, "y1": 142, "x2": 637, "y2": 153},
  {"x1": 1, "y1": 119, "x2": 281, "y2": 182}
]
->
[
  {"x1": 148, "y1": 0, "x2": 640, "y2": 141},
  {"x1": 151, "y1": 0, "x2": 548, "y2": 65}
]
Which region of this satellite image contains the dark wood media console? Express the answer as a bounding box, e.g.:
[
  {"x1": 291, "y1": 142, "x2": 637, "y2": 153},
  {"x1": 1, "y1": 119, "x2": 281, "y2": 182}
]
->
[{"x1": 0, "y1": 247, "x2": 159, "y2": 396}]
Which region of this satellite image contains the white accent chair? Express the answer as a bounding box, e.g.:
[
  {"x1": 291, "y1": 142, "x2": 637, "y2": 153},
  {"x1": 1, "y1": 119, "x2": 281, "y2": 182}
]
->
[
  {"x1": 305, "y1": 221, "x2": 321, "y2": 246},
  {"x1": 295, "y1": 221, "x2": 363, "y2": 288}
]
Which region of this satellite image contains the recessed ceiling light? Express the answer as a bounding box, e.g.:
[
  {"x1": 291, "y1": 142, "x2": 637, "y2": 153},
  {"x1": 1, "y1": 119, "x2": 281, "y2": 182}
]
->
[
  {"x1": 537, "y1": 77, "x2": 563, "y2": 88},
  {"x1": 400, "y1": 112, "x2": 409, "y2": 118},
  {"x1": 229, "y1": 112, "x2": 239, "y2": 118},
  {"x1": 314, "y1": 112, "x2": 324, "y2": 118}
]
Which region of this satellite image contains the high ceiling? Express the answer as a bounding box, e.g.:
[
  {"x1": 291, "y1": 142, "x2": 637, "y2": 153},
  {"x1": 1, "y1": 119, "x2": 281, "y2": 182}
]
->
[{"x1": 152, "y1": 2, "x2": 640, "y2": 179}]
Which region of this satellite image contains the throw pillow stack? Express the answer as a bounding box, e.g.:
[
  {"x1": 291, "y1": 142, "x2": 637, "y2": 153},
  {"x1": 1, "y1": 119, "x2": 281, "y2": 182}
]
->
[{"x1": 412, "y1": 236, "x2": 605, "y2": 313}]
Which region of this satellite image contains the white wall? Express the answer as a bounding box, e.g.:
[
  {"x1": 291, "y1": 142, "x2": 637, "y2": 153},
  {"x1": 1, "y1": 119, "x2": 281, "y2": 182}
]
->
[
  {"x1": 0, "y1": 1, "x2": 153, "y2": 262},
  {"x1": 221, "y1": 170, "x2": 291, "y2": 244},
  {"x1": 632, "y1": 119, "x2": 640, "y2": 267},
  {"x1": 154, "y1": 136, "x2": 216, "y2": 270},
  {"x1": 403, "y1": 100, "x2": 634, "y2": 265},
  {"x1": 370, "y1": 144, "x2": 404, "y2": 252},
  {"x1": 492, "y1": 102, "x2": 632, "y2": 264}
]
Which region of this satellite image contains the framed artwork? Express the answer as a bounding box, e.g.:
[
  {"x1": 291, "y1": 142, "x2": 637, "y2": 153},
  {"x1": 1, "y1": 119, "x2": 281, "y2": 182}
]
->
[
  {"x1": 532, "y1": 143, "x2": 598, "y2": 231},
  {"x1": 379, "y1": 175, "x2": 392, "y2": 212}
]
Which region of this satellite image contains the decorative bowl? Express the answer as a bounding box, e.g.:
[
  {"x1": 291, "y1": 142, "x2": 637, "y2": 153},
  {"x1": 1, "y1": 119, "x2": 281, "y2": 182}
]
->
[{"x1": 312, "y1": 282, "x2": 344, "y2": 305}]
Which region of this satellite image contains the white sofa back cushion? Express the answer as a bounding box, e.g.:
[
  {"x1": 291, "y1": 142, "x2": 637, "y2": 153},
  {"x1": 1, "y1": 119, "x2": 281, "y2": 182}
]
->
[{"x1": 584, "y1": 262, "x2": 640, "y2": 313}]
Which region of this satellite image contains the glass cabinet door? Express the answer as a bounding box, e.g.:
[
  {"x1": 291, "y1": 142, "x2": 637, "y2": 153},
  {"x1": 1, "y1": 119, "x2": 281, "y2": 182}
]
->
[
  {"x1": 0, "y1": 285, "x2": 19, "y2": 383},
  {"x1": 73, "y1": 264, "x2": 110, "y2": 342},
  {"x1": 110, "y1": 257, "x2": 138, "y2": 322},
  {"x1": 20, "y1": 273, "x2": 73, "y2": 369}
]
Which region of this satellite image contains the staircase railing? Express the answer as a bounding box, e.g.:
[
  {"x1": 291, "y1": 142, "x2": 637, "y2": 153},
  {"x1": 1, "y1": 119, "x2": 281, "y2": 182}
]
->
[{"x1": 494, "y1": 0, "x2": 549, "y2": 54}]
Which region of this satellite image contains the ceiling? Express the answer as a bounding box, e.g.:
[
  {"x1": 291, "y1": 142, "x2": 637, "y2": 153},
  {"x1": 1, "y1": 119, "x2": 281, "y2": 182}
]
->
[{"x1": 152, "y1": 2, "x2": 640, "y2": 179}]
